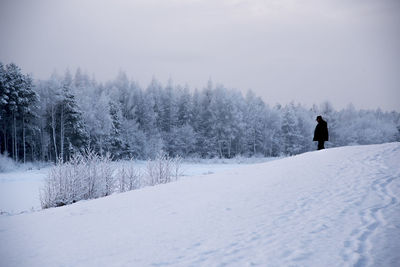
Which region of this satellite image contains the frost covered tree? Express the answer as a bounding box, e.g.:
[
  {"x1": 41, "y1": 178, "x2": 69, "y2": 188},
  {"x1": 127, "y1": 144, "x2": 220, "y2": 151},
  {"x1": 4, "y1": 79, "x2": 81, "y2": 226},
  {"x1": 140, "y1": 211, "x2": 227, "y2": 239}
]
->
[
  {"x1": 108, "y1": 100, "x2": 124, "y2": 158},
  {"x1": 197, "y1": 84, "x2": 218, "y2": 157},
  {"x1": 57, "y1": 71, "x2": 88, "y2": 161},
  {"x1": 171, "y1": 123, "x2": 196, "y2": 157},
  {"x1": 79, "y1": 87, "x2": 112, "y2": 155},
  {"x1": 261, "y1": 106, "x2": 282, "y2": 156},
  {"x1": 244, "y1": 90, "x2": 266, "y2": 156},
  {"x1": 281, "y1": 103, "x2": 303, "y2": 155},
  {"x1": 121, "y1": 117, "x2": 146, "y2": 158},
  {"x1": 176, "y1": 85, "x2": 192, "y2": 126}
]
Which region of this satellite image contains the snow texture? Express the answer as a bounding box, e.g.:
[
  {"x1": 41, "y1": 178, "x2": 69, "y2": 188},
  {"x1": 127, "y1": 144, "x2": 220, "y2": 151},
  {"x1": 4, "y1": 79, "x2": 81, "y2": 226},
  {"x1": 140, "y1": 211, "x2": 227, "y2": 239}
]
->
[
  {"x1": 0, "y1": 168, "x2": 48, "y2": 214},
  {"x1": 0, "y1": 143, "x2": 399, "y2": 267},
  {"x1": 0, "y1": 158, "x2": 274, "y2": 214}
]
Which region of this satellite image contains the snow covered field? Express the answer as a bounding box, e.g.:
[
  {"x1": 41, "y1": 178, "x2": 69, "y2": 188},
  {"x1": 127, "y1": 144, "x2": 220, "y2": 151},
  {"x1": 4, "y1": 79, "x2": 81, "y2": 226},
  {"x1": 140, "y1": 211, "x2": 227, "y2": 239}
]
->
[
  {"x1": 0, "y1": 143, "x2": 399, "y2": 266},
  {"x1": 0, "y1": 157, "x2": 273, "y2": 214}
]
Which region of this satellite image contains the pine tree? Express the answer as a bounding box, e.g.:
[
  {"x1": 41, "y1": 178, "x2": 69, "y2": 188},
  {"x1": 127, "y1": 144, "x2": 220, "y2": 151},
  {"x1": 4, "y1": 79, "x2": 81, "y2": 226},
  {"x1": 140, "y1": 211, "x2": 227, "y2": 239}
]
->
[
  {"x1": 171, "y1": 123, "x2": 196, "y2": 157},
  {"x1": 0, "y1": 62, "x2": 8, "y2": 155},
  {"x1": 3, "y1": 63, "x2": 26, "y2": 160},
  {"x1": 59, "y1": 73, "x2": 88, "y2": 161},
  {"x1": 159, "y1": 80, "x2": 178, "y2": 155},
  {"x1": 121, "y1": 118, "x2": 146, "y2": 158},
  {"x1": 108, "y1": 101, "x2": 124, "y2": 158},
  {"x1": 18, "y1": 74, "x2": 38, "y2": 162},
  {"x1": 176, "y1": 85, "x2": 192, "y2": 127},
  {"x1": 197, "y1": 86, "x2": 218, "y2": 157}
]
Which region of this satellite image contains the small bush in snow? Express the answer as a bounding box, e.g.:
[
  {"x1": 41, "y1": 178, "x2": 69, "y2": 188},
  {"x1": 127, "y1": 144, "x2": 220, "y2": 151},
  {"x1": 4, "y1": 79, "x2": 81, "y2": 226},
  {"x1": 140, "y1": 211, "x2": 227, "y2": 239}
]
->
[
  {"x1": 40, "y1": 150, "x2": 116, "y2": 209},
  {"x1": 118, "y1": 159, "x2": 141, "y2": 192},
  {"x1": 145, "y1": 152, "x2": 182, "y2": 186},
  {"x1": 97, "y1": 153, "x2": 115, "y2": 197},
  {"x1": 171, "y1": 155, "x2": 183, "y2": 180},
  {"x1": 40, "y1": 150, "x2": 183, "y2": 209},
  {"x1": 40, "y1": 155, "x2": 82, "y2": 208}
]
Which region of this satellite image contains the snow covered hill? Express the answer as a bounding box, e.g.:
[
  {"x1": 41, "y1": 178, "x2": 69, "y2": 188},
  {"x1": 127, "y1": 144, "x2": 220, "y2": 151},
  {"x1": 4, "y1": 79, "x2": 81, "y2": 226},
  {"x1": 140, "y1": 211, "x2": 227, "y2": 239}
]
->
[{"x1": 1, "y1": 143, "x2": 399, "y2": 267}]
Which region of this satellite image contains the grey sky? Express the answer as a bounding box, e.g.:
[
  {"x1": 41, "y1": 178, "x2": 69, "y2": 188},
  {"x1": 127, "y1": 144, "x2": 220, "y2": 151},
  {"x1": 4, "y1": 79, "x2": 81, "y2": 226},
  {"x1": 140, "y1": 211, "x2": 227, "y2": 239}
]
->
[{"x1": 1, "y1": 0, "x2": 399, "y2": 111}]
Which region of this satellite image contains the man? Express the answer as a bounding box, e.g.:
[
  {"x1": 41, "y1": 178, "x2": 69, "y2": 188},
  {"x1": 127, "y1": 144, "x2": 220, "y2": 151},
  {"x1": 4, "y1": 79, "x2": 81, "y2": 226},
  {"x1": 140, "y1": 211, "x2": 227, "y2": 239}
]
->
[{"x1": 313, "y1": 115, "x2": 329, "y2": 150}]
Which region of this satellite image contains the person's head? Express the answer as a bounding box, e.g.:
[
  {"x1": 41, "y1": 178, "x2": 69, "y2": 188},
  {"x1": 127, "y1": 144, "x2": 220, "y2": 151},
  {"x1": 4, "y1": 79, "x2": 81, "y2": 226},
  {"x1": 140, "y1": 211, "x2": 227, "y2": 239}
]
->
[{"x1": 316, "y1": 115, "x2": 322, "y2": 123}]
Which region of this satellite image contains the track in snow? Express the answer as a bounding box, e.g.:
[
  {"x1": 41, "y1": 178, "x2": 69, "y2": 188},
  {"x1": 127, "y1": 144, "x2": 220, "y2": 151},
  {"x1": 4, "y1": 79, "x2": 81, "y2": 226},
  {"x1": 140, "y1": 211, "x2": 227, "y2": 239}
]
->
[
  {"x1": 0, "y1": 143, "x2": 399, "y2": 267},
  {"x1": 338, "y1": 145, "x2": 400, "y2": 266}
]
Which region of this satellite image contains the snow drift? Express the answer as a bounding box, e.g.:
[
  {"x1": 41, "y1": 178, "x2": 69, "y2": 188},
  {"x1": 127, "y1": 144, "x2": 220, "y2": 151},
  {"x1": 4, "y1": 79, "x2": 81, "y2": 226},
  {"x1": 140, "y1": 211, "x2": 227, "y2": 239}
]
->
[{"x1": 0, "y1": 143, "x2": 399, "y2": 267}]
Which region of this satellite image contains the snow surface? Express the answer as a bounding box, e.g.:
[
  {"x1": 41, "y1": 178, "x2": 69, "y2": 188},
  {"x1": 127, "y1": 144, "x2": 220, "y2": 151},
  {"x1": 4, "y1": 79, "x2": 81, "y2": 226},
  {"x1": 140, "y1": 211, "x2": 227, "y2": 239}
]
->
[
  {"x1": 0, "y1": 158, "x2": 274, "y2": 214},
  {"x1": 0, "y1": 143, "x2": 399, "y2": 267},
  {"x1": 0, "y1": 168, "x2": 49, "y2": 214}
]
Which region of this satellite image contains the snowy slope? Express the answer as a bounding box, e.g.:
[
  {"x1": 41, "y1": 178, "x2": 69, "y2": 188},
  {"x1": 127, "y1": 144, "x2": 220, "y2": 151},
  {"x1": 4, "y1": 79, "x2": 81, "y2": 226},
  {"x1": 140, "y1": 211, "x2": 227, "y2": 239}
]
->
[{"x1": 0, "y1": 143, "x2": 399, "y2": 267}]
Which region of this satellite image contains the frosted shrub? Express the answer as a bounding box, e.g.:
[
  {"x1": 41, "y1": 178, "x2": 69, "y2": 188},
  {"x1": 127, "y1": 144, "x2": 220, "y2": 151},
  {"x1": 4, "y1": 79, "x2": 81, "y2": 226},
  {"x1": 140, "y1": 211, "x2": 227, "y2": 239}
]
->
[
  {"x1": 128, "y1": 167, "x2": 141, "y2": 190},
  {"x1": 40, "y1": 159, "x2": 64, "y2": 208},
  {"x1": 40, "y1": 150, "x2": 117, "y2": 209},
  {"x1": 118, "y1": 165, "x2": 127, "y2": 193},
  {"x1": 81, "y1": 149, "x2": 99, "y2": 199},
  {"x1": 145, "y1": 152, "x2": 182, "y2": 186},
  {"x1": 117, "y1": 159, "x2": 141, "y2": 192},
  {"x1": 146, "y1": 152, "x2": 170, "y2": 185},
  {"x1": 40, "y1": 155, "x2": 84, "y2": 208},
  {"x1": 97, "y1": 153, "x2": 115, "y2": 197},
  {"x1": 171, "y1": 156, "x2": 183, "y2": 181},
  {"x1": 40, "y1": 149, "x2": 182, "y2": 209},
  {"x1": 65, "y1": 154, "x2": 85, "y2": 203}
]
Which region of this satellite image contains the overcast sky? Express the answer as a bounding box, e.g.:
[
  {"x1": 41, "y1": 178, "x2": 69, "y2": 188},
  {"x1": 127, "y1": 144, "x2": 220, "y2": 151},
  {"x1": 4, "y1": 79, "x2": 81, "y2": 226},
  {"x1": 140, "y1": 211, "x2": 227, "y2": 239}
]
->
[{"x1": 1, "y1": 0, "x2": 399, "y2": 111}]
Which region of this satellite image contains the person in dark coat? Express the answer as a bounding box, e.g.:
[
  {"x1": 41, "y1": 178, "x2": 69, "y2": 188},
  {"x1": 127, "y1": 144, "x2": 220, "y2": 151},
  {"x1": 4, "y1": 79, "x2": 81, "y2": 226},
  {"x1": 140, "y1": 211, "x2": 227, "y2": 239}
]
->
[{"x1": 313, "y1": 115, "x2": 329, "y2": 150}]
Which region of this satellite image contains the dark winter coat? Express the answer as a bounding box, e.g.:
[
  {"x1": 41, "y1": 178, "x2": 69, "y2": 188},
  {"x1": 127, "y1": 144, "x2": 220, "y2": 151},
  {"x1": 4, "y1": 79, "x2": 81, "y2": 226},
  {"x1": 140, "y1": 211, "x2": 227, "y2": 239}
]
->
[{"x1": 313, "y1": 120, "x2": 329, "y2": 141}]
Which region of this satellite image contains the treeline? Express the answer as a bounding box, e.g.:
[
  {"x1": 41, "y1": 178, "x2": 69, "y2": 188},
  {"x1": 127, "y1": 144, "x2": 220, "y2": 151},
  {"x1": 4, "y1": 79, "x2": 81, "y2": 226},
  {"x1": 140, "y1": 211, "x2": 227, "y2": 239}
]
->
[{"x1": 1, "y1": 62, "x2": 399, "y2": 162}]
